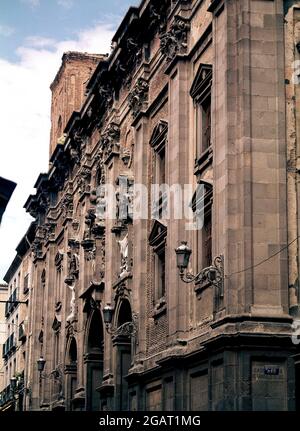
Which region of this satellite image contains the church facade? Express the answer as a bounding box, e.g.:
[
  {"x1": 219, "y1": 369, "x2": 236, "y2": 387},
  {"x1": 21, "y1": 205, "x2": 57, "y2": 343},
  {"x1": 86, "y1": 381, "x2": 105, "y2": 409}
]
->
[{"x1": 2, "y1": 0, "x2": 300, "y2": 411}]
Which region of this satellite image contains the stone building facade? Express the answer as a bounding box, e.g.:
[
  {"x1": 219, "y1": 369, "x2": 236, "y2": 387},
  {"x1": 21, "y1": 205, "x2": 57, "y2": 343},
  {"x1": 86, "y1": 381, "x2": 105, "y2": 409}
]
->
[{"x1": 2, "y1": 0, "x2": 300, "y2": 411}]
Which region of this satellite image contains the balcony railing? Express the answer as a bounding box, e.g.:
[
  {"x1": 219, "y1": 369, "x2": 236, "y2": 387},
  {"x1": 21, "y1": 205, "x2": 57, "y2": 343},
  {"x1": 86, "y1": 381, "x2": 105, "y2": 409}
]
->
[
  {"x1": 4, "y1": 289, "x2": 19, "y2": 317},
  {"x1": 2, "y1": 333, "x2": 16, "y2": 359},
  {"x1": 0, "y1": 384, "x2": 12, "y2": 407}
]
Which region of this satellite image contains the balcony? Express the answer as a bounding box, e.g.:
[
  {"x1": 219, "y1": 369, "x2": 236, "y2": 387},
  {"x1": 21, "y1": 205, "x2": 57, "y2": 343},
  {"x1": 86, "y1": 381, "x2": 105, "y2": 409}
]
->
[
  {"x1": 0, "y1": 384, "x2": 13, "y2": 407},
  {"x1": 2, "y1": 333, "x2": 16, "y2": 359},
  {"x1": 2, "y1": 342, "x2": 7, "y2": 359},
  {"x1": 4, "y1": 289, "x2": 19, "y2": 317}
]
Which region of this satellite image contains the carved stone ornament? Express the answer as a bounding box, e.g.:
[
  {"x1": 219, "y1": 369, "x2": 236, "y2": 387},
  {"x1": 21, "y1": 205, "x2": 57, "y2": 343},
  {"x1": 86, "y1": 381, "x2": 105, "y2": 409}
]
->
[
  {"x1": 100, "y1": 123, "x2": 120, "y2": 161},
  {"x1": 128, "y1": 78, "x2": 149, "y2": 117},
  {"x1": 55, "y1": 251, "x2": 64, "y2": 270},
  {"x1": 44, "y1": 221, "x2": 56, "y2": 242},
  {"x1": 66, "y1": 248, "x2": 79, "y2": 283},
  {"x1": 160, "y1": 15, "x2": 190, "y2": 62},
  {"x1": 78, "y1": 166, "x2": 91, "y2": 194},
  {"x1": 83, "y1": 208, "x2": 96, "y2": 240},
  {"x1": 31, "y1": 238, "x2": 43, "y2": 260},
  {"x1": 121, "y1": 147, "x2": 132, "y2": 166},
  {"x1": 61, "y1": 193, "x2": 73, "y2": 218},
  {"x1": 99, "y1": 84, "x2": 114, "y2": 110}
]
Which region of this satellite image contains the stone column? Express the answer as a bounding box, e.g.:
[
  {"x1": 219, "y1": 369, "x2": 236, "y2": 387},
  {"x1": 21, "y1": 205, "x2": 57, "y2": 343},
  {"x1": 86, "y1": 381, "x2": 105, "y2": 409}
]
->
[
  {"x1": 211, "y1": 0, "x2": 288, "y2": 317},
  {"x1": 131, "y1": 115, "x2": 149, "y2": 363},
  {"x1": 166, "y1": 59, "x2": 193, "y2": 343}
]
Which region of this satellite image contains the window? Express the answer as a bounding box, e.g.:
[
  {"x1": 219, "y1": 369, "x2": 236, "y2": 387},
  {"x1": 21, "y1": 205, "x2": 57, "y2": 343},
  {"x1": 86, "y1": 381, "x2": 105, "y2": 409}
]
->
[
  {"x1": 192, "y1": 182, "x2": 213, "y2": 272},
  {"x1": 57, "y1": 115, "x2": 62, "y2": 138},
  {"x1": 190, "y1": 64, "x2": 213, "y2": 159},
  {"x1": 200, "y1": 95, "x2": 211, "y2": 153},
  {"x1": 23, "y1": 274, "x2": 29, "y2": 295},
  {"x1": 157, "y1": 247, "x2": 166, "y2": 299},
  {"x1": 150, "y1": 121, "x2": 168, "y2": 220},
  {"x1": 149, "y1": 220, "x2": 167, "y2": 302}
]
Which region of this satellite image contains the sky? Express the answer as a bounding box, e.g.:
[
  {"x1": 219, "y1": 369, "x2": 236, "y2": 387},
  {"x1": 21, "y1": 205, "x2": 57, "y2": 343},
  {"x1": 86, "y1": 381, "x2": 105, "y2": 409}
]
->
[{"x1": 0, "y1": 0, "x2": 140, "y2": 282}]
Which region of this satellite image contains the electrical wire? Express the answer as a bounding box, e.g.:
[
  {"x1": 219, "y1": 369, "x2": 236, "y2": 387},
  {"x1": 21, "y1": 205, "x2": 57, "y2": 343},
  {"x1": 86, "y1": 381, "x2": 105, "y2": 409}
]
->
[{"x1": 225, "y1": 235, "x2": 300, "y2": 278}]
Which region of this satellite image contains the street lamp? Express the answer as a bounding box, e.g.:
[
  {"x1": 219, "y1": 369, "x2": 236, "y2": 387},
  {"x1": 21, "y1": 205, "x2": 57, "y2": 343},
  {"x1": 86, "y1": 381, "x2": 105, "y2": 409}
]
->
[
  {"x1": 36, "y1": 357, "x2": 64, "y2": 401},
  {"x1": 37, "y1": 356, "x2": 46, "y2": 373},
  {"x1": 175, "y1": 241, "x2": 224, "y2": 297},
  {"x1": 175, "y1": 241, "x2": 192, "y2": 273},
  {"x1": 103, "y1": 304, "x2": 114, "y2": 329},
  {"x1": 37, "y1": 357, "x2": 63, "y2": 384},
  {"x1": 103, "y1": 304, "x2": 138, "y2": 337}
]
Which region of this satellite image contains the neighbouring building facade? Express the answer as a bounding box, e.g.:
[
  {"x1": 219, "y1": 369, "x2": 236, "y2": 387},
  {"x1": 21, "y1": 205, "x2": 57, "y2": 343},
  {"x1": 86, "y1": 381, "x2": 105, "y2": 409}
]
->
[
  {"x1": 2, "y1": 0, "x2": 300, "y2": 411},
  {"x1": 0, "y1": 284, "x2": 8, "y2": 395},
  {"x1": 0, "y1": 224, "x2": 34, "y2": 411}
]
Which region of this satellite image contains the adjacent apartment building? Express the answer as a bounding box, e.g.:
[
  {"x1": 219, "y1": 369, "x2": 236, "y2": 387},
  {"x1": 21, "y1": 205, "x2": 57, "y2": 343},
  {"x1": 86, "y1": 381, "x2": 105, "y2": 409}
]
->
[
  {"x1": 1, "y1": 0, "x2": 300, "y2": 411},
  {"x1": 0, "y1": 284, "x2": 8, "y2": 395},
  {"x1": 0, "y1": 225, "x2": 34, "y2": 411}
]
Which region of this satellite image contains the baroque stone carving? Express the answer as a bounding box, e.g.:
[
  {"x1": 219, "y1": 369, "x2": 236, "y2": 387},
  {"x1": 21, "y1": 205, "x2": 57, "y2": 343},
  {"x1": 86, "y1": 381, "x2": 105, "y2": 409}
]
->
[
  {"x1": 31, "y1": 238, "x2": 43, "y2": 260},
  {"x1": 160, "y1": 16, "x2": 190, "y2": 62},
  {"x1": 99, "y1": 84, "x2": 114, "y2": 110},
  {"x1": 128, "y1": 78, "x2": 149, "y2": 117},
  {"x1": 44, "y1": 221, "x2": 56, "y2": 242},
  {"x1": 121, "y1": 147, "x2": 132, "y2": 167},
  {"x1": 61, "y1": 193, "x2": 73, "y2": 219},
  {"x1": 78, "y1": 166, "x2": 91, "y2": 194},
  {"x1": 100, "y1": 123, "x2": 120, "y2": 161},
  {"x1": 55, "y1": 251, "x2": 64, "y2": 269}
]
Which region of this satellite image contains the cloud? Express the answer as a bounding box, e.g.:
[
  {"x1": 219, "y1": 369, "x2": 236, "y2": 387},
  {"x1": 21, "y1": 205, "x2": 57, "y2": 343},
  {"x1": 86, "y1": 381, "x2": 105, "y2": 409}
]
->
[
  {"x1": 57, "y1": 0, "x2": 74, "y2": 9},
  {"x1": 0, "y1": 23, "x2": 114, "y2": 281},
  {"x1": 0, "y1": 24, "x2": 15, "y2": 37},
  {"x1": 20, "y1": 0, "x2": 40, "y2": 7},
  {"x1": 25, "y1": 36, "x2": 57, "y2": 48}
]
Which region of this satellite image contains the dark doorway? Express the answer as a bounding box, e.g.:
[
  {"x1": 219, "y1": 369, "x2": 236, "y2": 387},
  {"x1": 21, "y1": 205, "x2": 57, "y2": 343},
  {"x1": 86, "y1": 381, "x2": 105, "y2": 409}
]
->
[
  {"x1": 114, "y1": 300, "x2": 132, "y2": 411},
  {"x1": 65, "y1": 337, "x2": 78, "y2": 411},
  {"x1": 296, "y1": 361, "x2": 300, "y2": 411},
  {"x1": 85, "y1": 310, "x2": 104, "y2": 411}
]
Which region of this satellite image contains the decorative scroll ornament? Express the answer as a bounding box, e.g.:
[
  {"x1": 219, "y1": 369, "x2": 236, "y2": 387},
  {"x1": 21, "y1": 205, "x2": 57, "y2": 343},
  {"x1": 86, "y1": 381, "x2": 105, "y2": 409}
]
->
[
  {"x1": 106, "y1": 312, "x2": 138, "y2": 338},
  {"x1": 160, "y1": 16, "x2": 190, "y2": 61},
  {"x1": 179, "y1": 255, "x2": 224, "y2": 298}
]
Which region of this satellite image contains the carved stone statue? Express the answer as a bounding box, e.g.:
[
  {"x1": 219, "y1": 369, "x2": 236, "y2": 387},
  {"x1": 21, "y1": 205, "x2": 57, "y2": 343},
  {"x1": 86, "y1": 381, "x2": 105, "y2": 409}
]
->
[
  {"x1": 66, "y1": 282, "x2": 76, "y2": 324},
  {"x1": 118, "y1": 234, "x2": 129, "y2": 277}
]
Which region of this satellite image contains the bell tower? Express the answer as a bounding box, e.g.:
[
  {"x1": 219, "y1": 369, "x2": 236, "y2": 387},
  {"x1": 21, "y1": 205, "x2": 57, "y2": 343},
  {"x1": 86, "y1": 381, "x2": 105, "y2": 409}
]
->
[{"x1": 49, "y1": 51, "x2": 105, "y2": 158}]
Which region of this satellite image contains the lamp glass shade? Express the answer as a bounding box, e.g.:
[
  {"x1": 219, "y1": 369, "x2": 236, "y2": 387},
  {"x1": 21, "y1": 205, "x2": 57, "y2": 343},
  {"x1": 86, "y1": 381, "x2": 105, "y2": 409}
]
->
[
  {"x1": 37, "y1": 356, "x2": 46, "y2": 372},
  {"x1": 175, "y1": 241, "x2": 192, "y2": 269},
  {"x1": 103, "y1": 305, "x2": 113, "y2": 325}
]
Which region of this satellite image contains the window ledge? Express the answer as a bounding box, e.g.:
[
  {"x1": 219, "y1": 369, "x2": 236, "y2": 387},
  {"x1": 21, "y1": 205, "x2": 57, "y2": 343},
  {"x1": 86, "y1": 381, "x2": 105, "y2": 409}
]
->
[{"x1": 194, "y1": 146, "x2": 213, "y2": 178}]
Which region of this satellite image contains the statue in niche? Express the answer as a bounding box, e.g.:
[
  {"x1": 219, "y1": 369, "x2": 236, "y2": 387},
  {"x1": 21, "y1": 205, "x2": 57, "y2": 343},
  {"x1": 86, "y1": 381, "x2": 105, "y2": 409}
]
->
[
  {"x1": 66, "y1": 282, "x2": 76, "y2": 324},
  {"x1": 67, "y1": 249, "x2": 79, "y2": 280},
  {"x1": 118, "y1": 233, "x2": 129, "y2": 277}
]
